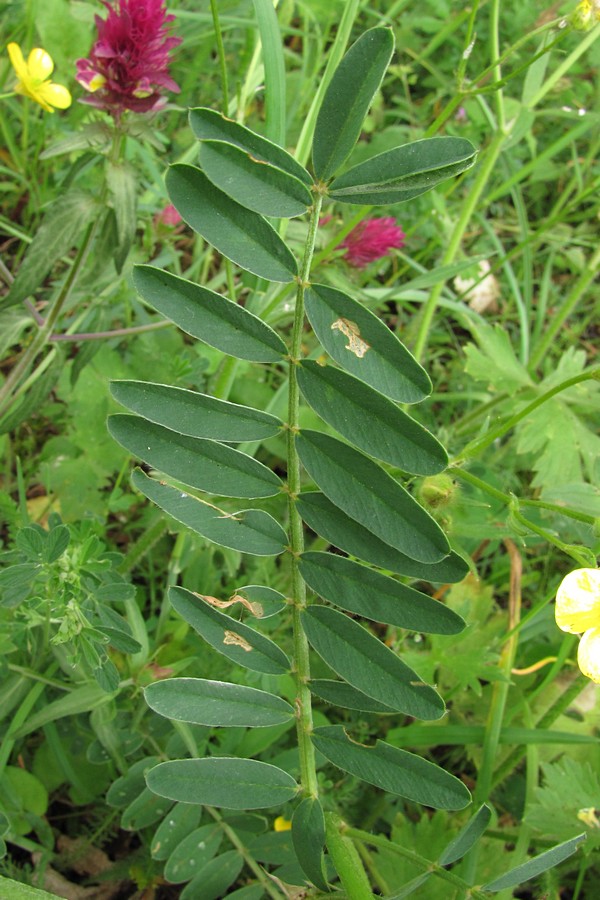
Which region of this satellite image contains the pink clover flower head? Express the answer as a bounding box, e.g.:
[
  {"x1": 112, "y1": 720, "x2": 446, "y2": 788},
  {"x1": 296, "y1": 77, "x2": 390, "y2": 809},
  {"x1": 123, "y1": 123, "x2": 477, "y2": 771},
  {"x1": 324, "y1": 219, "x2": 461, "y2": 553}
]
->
[
  {"x1": 155, "y1": 203, "x2": 182, "y2": 226},
  {"x1": 339, "y1": 217, "x2": 405, "y2": 268},
  {"x1": 76, "y1": 0, "x2": 181, "y2": 117}
]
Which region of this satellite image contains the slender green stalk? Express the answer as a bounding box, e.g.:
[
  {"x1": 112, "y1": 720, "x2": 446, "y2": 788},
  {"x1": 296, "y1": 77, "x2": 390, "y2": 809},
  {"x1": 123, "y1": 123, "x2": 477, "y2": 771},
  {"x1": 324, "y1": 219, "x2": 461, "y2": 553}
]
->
[
  {"x1": 411, "y1": 128, "x2": 506, "y2": 362},
  {"x1": 252, "y1": 0, "x2": 286, "y2": 146},
  {"x1": 208, "y1": 806, "x2": 286, "y2": 900},
  {"x1": 288, "y1": 193, "x2": 323, "y2": 801},
  {"x1": 457, "y1": 367, "x2": 600, "y2": 460},
  {"x1": 210, "y1": 0, "x2": 230, "y2": 116},
  {"x1": 529, "y1": 246, "x2": 600, "y2": 371},
  {"x1": 525, "y1": 21, "x2": 600, "y2": 109},
  {"x1": 325, "y1": 814, "x2": 374, "y2": 900}
]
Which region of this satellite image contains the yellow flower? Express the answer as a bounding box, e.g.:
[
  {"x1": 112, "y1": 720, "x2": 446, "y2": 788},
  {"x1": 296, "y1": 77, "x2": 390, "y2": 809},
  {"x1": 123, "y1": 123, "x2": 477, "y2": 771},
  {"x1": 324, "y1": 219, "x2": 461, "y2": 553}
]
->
[
  {"x1": 273, "y1": 816, "x2": 292, "y2": 832},
  {"x1": 7, "y1": 43, "x2": 71, "y2": 112},
  {"x1": 555, "y1": 568, "x2": 600, "y2": 683},
  {"x1": 571, "y1": 0, "x2": 600, "y2": 29}
]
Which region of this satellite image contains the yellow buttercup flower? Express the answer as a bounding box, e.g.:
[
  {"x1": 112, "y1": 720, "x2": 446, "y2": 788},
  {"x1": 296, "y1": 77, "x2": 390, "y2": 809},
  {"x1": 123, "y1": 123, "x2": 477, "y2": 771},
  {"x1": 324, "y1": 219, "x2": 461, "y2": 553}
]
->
[
  {"x1": 555, "y1": 568, "x2": 600, "y2": 683},
  {"x1": 273, "y1": 816, "x2": 292, "y2": 832},
  {"x1": 7, "y1": 43, "x2": 71, "y2": 112}
]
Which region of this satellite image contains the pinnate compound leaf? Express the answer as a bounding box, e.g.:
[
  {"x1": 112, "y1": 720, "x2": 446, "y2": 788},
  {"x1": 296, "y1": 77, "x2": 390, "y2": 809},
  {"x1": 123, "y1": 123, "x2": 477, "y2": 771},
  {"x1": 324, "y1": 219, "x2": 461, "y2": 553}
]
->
[
  {"x1": 302, "y1": 605, "x2": 445, "y2": 720},
  {"x1": 170, "y1": 585, "x2": 290, "y2": 675},
  {"x1": 109, "y1": 415, "x2": 282, "y2": 499},
  {"x1": 3, "y1": 191, "x2": 97, "y2": 308},
  {"x1": 145, "y1": 678, "x2": 294, "y2": 727},
  {"x1": 300, "y1": 552, "x2": 465, "y2": 634},
  {"x1": 439, "y1": 804, "x2": 492, "y2": 865},
  {"x1": 313, "y1": 726, "x2": 471, "y2": 809},
  {"x1": 297, "y1": 491, "x2": 469, "y2": 582},
  {"x1": 180, "y1": 849, "x2": 244, "y2": 900},
  {"x1": 133, "y1": 265, "x2": 286, "y2": 361},
  {"x1": 329, "y1": 137, "x2": 477, "y2": 205},
  {"x1": 312, "y1": 28, "x2": 395, "y2": 181},
  {"x1": 305, "y1": 284, "x2": 430, "y2": 402},
  {"x1": 292, "y1": 797, "x2": 329, "y2": 892},
  {"x1": 111, "y1": 380, "x2": 282, "y2": 442},
  {"x1": 198, "y1": 140, "x2": 312, "y2": 218},
  {"x1": 131, "y1": 469, "x2": 287, "y2": 556},
  {"x1": 190, "y1": 107, "x2": 312, "y2": 186},
  {"x1": 296, "y1": 431, "x2": 449, "y2": 564},
  {"x1": 166, "y1": 165, "x2": 298, "y2": 282},
  {"x1": 146, "y1": 758, "x2": 298, "y2": 809},
  {"x1": 298, "y1": 361, "x2": 447, "y2": 474},
  {"x1": 481, "y1": 833, "x2": 586, "y2": 892},
  {"x1": 310, "y1": 679, "x2": 395, "y2": 714}
]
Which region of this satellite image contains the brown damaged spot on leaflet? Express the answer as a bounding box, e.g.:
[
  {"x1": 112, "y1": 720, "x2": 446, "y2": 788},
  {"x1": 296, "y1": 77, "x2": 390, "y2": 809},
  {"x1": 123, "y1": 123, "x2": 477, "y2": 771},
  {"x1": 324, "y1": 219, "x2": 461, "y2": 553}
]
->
[
  {"x1": 331, "y1": 317, "x2": 370, "y2": 358},
  {"x1": 195, "y1": 592, "x2": 263, "y2": 617},
  {"x1": 223, "y1": 630, "x2": 253, "y2": 652}
]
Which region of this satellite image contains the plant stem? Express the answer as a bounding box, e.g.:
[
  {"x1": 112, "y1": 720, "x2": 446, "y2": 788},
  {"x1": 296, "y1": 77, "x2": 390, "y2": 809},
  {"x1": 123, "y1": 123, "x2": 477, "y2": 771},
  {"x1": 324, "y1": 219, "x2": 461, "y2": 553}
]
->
[
  {"x1": 207, "y1": 806, "x2": 286, "y2": 900},
  {"x1": 210, "y1": 0, "x2": 230, "y2": 116},
  {"x1": 456, "y1": 367, "x2": 600, "y2": 460},
  {"x1": 288, "y1": 193, "x2": 322, "y2": 801},
  {"x1": 325, "y1": 814, "x2": 374, "y2": 900}
]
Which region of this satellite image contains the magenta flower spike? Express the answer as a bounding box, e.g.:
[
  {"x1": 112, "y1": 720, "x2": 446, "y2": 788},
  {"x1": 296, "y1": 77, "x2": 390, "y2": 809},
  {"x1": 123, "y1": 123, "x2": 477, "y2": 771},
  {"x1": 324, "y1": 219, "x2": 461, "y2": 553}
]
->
[
  {"x1": 76, "y1": 0, "x2": 181, "y2": 117},
  {"x1": 339, "y1": 217, "x2": 405, "y2": 268}
]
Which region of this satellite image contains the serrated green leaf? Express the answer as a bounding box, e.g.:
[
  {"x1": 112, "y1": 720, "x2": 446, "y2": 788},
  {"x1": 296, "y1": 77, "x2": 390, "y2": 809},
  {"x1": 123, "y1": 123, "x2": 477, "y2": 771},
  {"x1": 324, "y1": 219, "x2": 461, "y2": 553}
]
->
[
  {"x1": 131, "y1": 469, "x2": 287, "y2": 556},
  {"x1": 170, "y1": 585, "x2": 290, "y2": 675},
  {"x1": 300, "y1": 552, "x2": 464, "y2": 634},
  {"x1": 312, "y1": 28, "x2": 395, "y2": 181},
  {"x1": 180, "y1": 849, "x2": 244, "y2": 900},
  {"x1": 3, "y1": 191, "x2": 97, "y2": 308},
  {"x1": 111, "y1": 380, "x2": 282, "y2": 442},
  {"x1": 310, "y1": 679, "x2": 396, "y2": 713},
  {"x1": 481, "y1": 834, "x2": 586, "y2": 892},
  {"x1": 109, "y1": 415, "x2": 282, "y2": 499},
  {"x1": 145, "y1": 678, "x2": 294, "y2": 727},
  {"x1": 147, "y1": 758, "x2": 298, "y2": 809},
  {"x1": 298, "y1": 361, "x2": 447, "y2": 474},
  {"x1": 303, "y1": 605, "x2": 444, "y2": 719},
  {"x1": 133, "y1": 265, "x2": 287, "y2": 362},
  {"x1": 312, "y1": 725, "x2": 471, "y2": 809},
  {"x1": 198, "y1": 141, "x2": 312, "y2": 218},
  {"x1": 297, "y1": 491, "x2": 469, "y2": 581},
  {"x1": 164, "y1": 823, "x2": 223, "y2": 883},
  {"x1": 305, "y1": 284, "x2": 430, "y2": 402},
  {"x1": 190, "y1": 107, "x2": 312, "y2": 186},
  {"x1": 329, "y1": 137, "x2": 476, "y2": 205},
  {"x1": 151, "y1": 802, "x2": 203, "y2": 860},
  {"x1": 166, "y1": 165, "x2": 298, "y2": 282},
  {"x1": 292, "y1": 797, "x2": 329, "y2": 891},
  {"x1": 296, "y1": 431, "x2": 449, "y2": 564}
]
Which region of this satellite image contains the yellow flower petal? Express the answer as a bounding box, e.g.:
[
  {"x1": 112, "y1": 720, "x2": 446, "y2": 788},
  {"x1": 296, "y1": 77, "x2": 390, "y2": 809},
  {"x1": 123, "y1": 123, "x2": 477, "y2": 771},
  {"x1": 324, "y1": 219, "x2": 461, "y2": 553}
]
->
[
  {"x1": 7, "y1": 42, "x2": 28, "y2": 80},
  {"x1": 88, "y1": 73, "x2": 107, "y2": 92},
  {"x1": 27, "y1": 48, "x2": 54, "y2": 81},
  {"x1": 37, "y1": 82, "x2": 72, "y2": 110},
  {"x1": 273, "y1": 816, "x2": 292, "y2": 832},
  {"x1": 555, "y1": 568, "x2": 600, "y2": 635},
  {"x1": 577, "y1": 627, "x2": 600, "y2": 684}
]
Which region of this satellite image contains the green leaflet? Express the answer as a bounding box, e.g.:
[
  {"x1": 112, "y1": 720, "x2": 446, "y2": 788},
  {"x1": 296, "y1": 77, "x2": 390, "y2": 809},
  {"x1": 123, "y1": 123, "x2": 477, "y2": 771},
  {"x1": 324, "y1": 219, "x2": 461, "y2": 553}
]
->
[
  {"x1": 310, "y1": 679, "x2": 395, "y2": 714},
  {"x1": 302, "y1": 605, "x2": 444, "y2": 720},
  {"x1": 296, "y1": 430, "x2": 449, "y2": 564},
  {"x1": 299, "y1": 551, "x2": 465, "y2": 634},
  {"x1": 236, "y1": 584, "x2": 287, "y2": 618},
  {"x1": 166, "y1": 165, "x2": 298, "y2": 282},
  {"x1": 312, "y1": 27, "x2": 395, "y2": 181},
  {"x1": 439, "y1": 804, "x2": 492, "y2": 865},
  {"x1": 151, "y1": 802, "x2": 202, "y2": 860},
  {"x1": 180, "y1": 850, "x2": 244, "y2": 900},
  {"x1": 170, "y1": 585, "x2": 290, "y2": 675},
  {"x1": 198, "y1": 140, "x2": 312, "y2": 218},
  {"x1": 312, "y1": 725, "x2": 471, "y2": 810},
  {"x1": 297, "y1": 360, "x2": 447, "y2": 474},
  {"x1": 0, "y1": 877, "x2": 62, "y2": 900},
  {"x1": 121, "y1": 788, "x2": 173, "y2": 831},
  {"x1": 146, "y1": 758, "x2": 298, "y2": 809},
  {"x1": 189, "y1": 107, "x2": 312, "y2": 186},
  {"x1": 305, "y1": 283, "x2": 431, "y2": 403},
  {"x1": 329, "y1": 137, "x2": 477, "y2": 205},
  {"x1": 145, "y1": 678, "x2": 294, "y2": 727},
  {"x1": 292, "y1": 797, "x2": 329, "y2": 892},
  {"x1": 133, "y1": 265, "x2": 287, "y2": 362},
  {"x1": 481, "y1": 834, "x2": 586, "y2": 892},
  {"x1": 109, "y1": 415, "x2": 282, "y2": 499},
  {"x1": 111, "y1": 380, "x2": 282, "y2": 442},
  {"x1": 164, "y1": 823, "x2": 222, "y2": 883},
  {"x1": 297, "y1": 491, "x2": 469, "y2": 581},
  {"x1": 131, "y1": 470, "x2": 287, "y2": 557}
]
